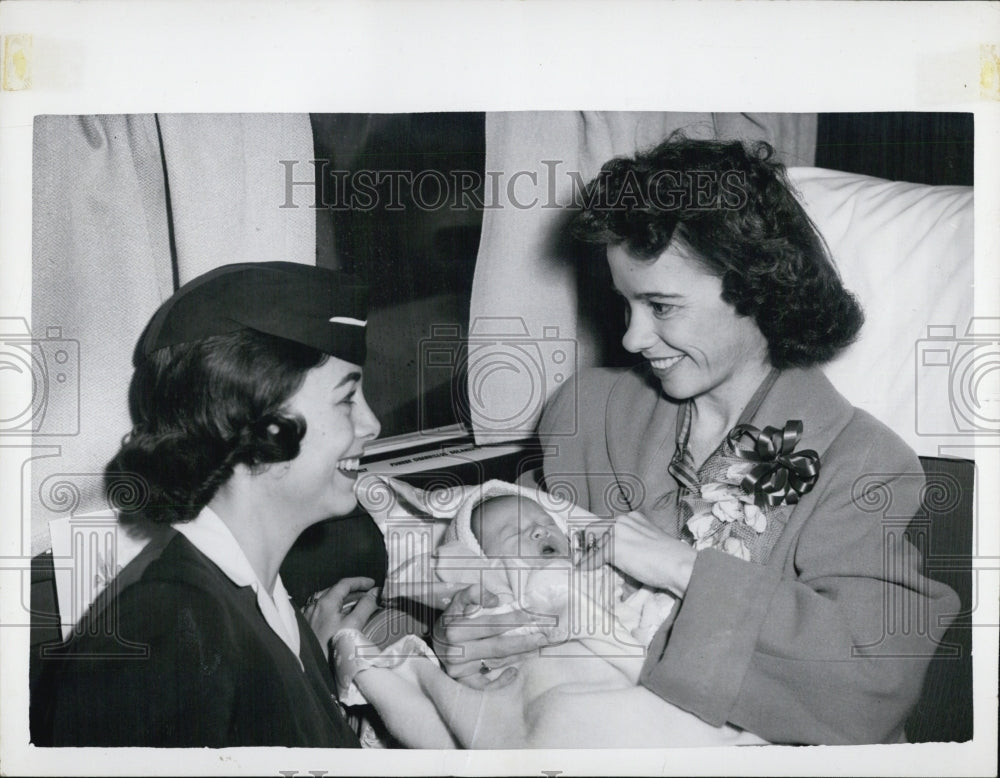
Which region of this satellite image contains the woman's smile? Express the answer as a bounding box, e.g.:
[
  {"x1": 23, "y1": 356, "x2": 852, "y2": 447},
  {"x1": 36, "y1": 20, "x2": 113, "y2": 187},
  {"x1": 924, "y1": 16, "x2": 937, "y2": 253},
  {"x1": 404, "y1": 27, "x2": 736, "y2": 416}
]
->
[
  {"x1": 336, "y1": 456, "x2": 362, "y2": 479},
  {"x1": 278, "y1": 358, "x2": 380, "y2": 520},
  {"x1": 647, "y1": 354, "x2": 685, "y2": 372},
  {"x1": 608, "y1": 241, "x2": 771, "y2": 415}
]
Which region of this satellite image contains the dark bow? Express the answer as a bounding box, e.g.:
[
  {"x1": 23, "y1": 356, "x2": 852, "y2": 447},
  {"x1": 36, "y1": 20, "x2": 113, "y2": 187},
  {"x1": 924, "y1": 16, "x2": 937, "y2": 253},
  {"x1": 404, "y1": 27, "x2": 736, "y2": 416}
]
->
[{"x1": 727, "y1": 420, "x2": 821, "y2": 507}]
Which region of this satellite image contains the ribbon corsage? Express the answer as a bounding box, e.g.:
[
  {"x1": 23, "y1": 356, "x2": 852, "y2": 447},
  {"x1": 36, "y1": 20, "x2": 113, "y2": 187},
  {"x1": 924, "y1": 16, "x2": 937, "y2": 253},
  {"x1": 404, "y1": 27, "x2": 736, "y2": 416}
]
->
[{"x1": 727, "y1": 420, "x2": 821, "y2": 508}]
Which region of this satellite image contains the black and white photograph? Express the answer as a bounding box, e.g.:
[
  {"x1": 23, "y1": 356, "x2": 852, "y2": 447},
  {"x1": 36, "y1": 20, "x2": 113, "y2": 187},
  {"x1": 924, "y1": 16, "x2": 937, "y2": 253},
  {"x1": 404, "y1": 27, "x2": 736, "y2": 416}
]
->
[{"x1": 1, "y1": 3, "x2": 997, "y2": 776}]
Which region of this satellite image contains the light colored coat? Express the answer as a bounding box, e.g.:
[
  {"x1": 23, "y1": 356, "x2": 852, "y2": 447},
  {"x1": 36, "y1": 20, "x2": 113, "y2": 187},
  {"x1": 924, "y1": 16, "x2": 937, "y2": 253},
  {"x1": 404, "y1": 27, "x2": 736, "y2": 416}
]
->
[{"x1": 538, "y1": 365, "x2": 960, "y2": 744}]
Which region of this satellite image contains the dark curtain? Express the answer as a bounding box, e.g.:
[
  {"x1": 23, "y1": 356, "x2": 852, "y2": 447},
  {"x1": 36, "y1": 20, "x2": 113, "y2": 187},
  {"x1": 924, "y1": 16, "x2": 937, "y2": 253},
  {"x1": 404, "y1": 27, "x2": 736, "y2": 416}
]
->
[{"x1": 816, "y1": 113, "x2": 973, "y2": 186}]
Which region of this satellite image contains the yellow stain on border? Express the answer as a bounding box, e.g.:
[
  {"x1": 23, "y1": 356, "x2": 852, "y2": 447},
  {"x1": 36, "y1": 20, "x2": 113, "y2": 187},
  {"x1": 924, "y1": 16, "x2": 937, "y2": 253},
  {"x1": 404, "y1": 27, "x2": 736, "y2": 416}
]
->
[
  {"x1": 2, "y1": 33, "x2": 32, "y2": 91},
  {"x1": 981, "y1": 44, "x2": 1000, "y2": 101}
]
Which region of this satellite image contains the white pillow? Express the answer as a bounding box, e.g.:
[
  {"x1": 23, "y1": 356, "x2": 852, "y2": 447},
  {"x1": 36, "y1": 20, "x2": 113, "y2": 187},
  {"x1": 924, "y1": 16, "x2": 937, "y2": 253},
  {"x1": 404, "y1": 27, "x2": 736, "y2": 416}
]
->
[{"x1": 786, "y1": 168, "x2": 974, "y2": 459}]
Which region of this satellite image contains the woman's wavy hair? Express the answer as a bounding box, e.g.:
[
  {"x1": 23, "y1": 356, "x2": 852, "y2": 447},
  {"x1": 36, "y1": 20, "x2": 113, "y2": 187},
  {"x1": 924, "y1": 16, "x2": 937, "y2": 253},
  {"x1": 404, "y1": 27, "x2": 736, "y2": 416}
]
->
[
  {"x1": 571, "y1": 133, "x2": 864, "y2": 368},
  {"x1": 105, "y1": 329, "x2": 327, "y2": 525}
]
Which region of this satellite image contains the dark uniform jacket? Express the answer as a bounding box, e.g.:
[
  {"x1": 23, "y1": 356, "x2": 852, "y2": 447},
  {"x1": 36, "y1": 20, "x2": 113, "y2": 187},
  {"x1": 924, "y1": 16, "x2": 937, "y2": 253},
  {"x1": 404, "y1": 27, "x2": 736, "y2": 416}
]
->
[{"x1": 32, "y1": 529, "x2": 359, "y2": 747}]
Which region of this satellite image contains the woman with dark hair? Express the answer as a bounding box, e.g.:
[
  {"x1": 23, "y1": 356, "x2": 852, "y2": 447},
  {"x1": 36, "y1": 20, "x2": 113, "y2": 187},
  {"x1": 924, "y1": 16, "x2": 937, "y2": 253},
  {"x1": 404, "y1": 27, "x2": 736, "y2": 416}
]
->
[
  {"x1": 434, "y1": 136, "x2": 959, "y2": 745},
  {"x1": 33, "y1": 262, "x2": 381, "y2": 747}
]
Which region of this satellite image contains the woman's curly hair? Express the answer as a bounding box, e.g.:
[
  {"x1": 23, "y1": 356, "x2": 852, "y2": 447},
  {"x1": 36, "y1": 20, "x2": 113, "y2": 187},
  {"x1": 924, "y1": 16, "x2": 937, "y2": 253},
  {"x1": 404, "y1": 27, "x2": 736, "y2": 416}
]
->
[
  {"x1": 571, "y1": 133, "x2": 864, "y2": 368},
  {"x1": 105, "y1": 329, "x2": 327, "y2": 525}
]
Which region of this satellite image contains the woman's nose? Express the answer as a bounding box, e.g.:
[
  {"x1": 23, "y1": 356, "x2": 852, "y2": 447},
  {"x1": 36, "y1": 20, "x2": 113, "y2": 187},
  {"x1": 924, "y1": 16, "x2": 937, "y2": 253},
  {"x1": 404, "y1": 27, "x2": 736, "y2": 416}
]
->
[
  {"x1": 353, "y1": 391, "x2": 381, "y2": 441},
  {"x1": 621, "y1": 309, "x2": 655, "y2": 354}
]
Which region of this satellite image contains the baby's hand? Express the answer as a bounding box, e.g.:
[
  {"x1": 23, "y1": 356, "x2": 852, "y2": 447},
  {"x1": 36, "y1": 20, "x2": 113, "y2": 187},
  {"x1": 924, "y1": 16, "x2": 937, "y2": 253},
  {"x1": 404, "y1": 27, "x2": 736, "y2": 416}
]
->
[
  {"x1": 330, "y1": 626, "x2": 383, "y2": 703},
  {"x1": 303, "y1": 577, "x2": 380, "y2": 658}
]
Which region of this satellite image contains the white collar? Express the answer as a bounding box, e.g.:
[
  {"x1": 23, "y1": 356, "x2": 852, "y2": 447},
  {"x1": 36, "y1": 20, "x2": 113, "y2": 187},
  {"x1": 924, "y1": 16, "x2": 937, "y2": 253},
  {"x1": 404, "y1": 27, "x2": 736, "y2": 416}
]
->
[{"x1": 176, "y1": 506, "x2": 302, "y2": 669}]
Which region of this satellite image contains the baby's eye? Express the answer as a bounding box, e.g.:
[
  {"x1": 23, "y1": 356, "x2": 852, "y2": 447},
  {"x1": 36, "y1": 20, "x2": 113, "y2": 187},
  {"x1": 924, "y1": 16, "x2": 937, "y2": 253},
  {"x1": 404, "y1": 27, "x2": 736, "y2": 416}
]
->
[
  {"x1": 541, "y1": 545, "x2": 556, "y2": 556},
  {"x1": 530, "y1": 528, "x2": 546, "y2": 541}
]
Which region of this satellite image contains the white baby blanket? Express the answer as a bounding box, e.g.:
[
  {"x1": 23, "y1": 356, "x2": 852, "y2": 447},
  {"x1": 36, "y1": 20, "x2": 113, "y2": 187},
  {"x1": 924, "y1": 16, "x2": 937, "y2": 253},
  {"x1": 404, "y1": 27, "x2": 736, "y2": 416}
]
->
[
  {"x1": 344, "y1": 476, "x2": 766, "y2": 749},
  {"x1": 355, "y1": 475, "x2": 675, "y2": 660}
]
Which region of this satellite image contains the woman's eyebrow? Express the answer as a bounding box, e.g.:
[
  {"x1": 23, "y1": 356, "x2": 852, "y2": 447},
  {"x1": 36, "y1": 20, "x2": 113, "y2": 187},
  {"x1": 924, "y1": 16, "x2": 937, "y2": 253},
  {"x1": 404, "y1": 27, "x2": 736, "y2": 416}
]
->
[
  {"x1": 610, "y1": 286, "x2": 682, "y2": 301},
  {"x1": 335, "y1": 371, "x2": 362, "y2": 388}
]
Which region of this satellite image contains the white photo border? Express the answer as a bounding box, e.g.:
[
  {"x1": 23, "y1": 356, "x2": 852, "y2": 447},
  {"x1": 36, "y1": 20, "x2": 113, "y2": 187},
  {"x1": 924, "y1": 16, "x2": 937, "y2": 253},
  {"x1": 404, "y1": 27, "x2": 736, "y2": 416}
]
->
[{"x1": 1, "y1": 1, "x2": 997, "y2": 776}]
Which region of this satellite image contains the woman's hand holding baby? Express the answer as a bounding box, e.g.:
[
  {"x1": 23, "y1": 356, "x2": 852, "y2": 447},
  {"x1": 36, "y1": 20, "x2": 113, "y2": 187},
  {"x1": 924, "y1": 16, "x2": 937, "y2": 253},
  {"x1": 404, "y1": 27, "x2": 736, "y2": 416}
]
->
[
  {"x1": 303, "y1": 576, "x2": 380, "y2": 659},
  {"x1": 592, "y1": 512, "x2": 696, "y2": 598},
  {"x1": 432, "y1": 585, "x2": 552, "y2": 689}
]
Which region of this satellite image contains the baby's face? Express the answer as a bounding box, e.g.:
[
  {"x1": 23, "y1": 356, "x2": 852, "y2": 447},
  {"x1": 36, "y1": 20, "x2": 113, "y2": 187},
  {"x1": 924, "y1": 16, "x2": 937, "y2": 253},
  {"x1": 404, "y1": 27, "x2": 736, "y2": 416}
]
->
[{"x1": 472, "y1": 496, "x2": 571, "y2": 560}]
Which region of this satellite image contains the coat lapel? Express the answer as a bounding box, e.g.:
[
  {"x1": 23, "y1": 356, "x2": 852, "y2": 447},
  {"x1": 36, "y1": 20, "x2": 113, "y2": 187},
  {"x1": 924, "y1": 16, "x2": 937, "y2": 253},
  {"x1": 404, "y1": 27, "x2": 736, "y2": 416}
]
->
[
  {"x1": 746, "y1": 368, "x2": 854, "y2": 460},
  {"x1": 602, "y1": 366, "x2": 853, "y2": 524}
]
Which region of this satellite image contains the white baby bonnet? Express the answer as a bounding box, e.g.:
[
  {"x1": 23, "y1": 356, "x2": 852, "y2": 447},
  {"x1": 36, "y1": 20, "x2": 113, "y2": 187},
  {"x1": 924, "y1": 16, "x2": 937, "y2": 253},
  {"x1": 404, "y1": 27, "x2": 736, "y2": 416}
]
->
[{"x1": 440, "y1": 479, "x2": 571, "y2": 558}]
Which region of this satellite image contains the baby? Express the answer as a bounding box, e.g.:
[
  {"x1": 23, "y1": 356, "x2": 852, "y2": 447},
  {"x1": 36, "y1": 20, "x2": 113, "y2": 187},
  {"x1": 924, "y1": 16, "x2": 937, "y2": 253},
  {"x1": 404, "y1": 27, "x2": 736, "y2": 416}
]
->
[
  {"x1": 434, "y1": 486, "x2": 676, "y2": 658},
  {"x1": 471, "y1": 494, "x2": 572, "y2": 561},
  {"x1": 454, "y1": 494, "x2": 582, "y2": 656},
  {"x1": 333, "y1": 478, "x2": 763, "y2": 748}
]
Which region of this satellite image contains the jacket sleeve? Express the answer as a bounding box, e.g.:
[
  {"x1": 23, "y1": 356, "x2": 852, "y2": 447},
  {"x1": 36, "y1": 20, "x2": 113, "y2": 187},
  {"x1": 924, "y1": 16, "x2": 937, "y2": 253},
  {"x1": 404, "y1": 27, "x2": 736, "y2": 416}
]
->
[
  {"x1": 537, "y1": 369, "x2": 625, "y2": 516},
  {"x1": 44, "y1": 581, "x2": 240, "y2": 747},
  {"x1": 637, "y1": 419, "x2": 962, "y2": 744}
]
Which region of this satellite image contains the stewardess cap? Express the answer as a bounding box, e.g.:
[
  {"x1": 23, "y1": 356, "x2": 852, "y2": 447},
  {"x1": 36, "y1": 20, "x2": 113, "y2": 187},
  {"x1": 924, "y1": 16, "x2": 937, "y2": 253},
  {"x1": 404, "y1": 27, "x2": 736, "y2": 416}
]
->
[{"x1": 136, "y1": 262, "x2": 367, "y2": 366}]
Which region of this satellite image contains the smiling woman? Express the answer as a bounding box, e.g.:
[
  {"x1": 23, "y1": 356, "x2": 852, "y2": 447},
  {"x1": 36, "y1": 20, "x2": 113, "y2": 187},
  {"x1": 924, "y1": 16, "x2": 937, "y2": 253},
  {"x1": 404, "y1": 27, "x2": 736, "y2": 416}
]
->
[
  {"x1": 31, "y1": 262, "x2": 383, "y2": 748},
  {"x1": 608, "y1": 241, "x2": 773, "y2": 456},
  {"x1": 270, "y1": 362, "x2": 380, "y2": 522},
  {"x1": 535, "y1": 135, "x2": 959, "y2": 744},
  {"x1": 434, "y1": 134, "x2": 963, "y2": 746}
]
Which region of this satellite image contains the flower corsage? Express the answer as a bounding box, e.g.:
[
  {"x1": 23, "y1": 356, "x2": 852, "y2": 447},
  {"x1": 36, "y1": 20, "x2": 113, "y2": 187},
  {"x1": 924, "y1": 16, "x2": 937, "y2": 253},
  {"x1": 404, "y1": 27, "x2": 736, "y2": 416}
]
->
[{"x1": 683, "y1": 420, "x2": 820, "y2": 561}]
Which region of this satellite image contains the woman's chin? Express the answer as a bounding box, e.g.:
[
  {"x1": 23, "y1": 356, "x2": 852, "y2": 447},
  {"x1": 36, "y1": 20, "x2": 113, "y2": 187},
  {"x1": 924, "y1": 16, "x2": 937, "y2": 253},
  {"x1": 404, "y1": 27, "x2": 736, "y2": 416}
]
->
[
  {"x1": 654, "y1": 376, "x2": 694, "y2": 402},
  {"x1": 316, "y1": 486, "x2": 360, "y2": 521},
  {"x1": 649, "y1": 362, "x2": 692, "y2": 399}
]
